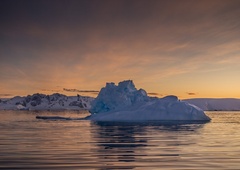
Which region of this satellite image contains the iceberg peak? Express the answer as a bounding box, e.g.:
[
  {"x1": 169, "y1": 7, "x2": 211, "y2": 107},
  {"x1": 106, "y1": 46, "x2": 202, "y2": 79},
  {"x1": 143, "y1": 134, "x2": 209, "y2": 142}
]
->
[
  {"x1": 89, "y1": 80, "x2": 149, "y2": 114},
  {"x1": 118, "y1": 80, "x2": 137, "y2": 92}
]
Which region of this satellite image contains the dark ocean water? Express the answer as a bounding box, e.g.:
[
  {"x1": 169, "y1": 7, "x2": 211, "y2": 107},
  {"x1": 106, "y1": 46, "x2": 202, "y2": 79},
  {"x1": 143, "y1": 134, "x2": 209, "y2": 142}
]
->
[{"x1": 0, "y1": 111, "x2": 239, "y2": 169}]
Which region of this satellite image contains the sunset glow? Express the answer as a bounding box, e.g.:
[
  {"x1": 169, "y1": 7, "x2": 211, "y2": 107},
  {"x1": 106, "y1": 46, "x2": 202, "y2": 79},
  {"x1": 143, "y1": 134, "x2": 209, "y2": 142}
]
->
[{"x1": 1, "y1": 0, "x2": 240, "y2": 99}]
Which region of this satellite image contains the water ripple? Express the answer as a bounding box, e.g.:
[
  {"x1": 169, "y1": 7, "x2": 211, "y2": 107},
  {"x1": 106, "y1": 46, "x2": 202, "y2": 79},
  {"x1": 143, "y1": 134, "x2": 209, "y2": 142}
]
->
[{"x1": 0, "y1": 111, "x2": 239, "y2": 169}]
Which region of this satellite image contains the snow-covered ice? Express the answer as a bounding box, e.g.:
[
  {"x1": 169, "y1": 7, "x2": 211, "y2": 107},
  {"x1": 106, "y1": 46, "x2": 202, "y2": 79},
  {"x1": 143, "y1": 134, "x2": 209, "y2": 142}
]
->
[
  {"x1": 184, "y1": 98, "x2": 240, "y2": 111},
  {"x1": 87, "y1": 80, "x2": 210, "y2": 121}
]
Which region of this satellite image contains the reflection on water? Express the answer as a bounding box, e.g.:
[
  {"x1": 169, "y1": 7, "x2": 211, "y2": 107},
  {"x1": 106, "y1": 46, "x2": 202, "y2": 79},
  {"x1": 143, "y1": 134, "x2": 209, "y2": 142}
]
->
[
  {"x1": 0, "y1": 111, "x2": 239, "y2": 169},
  {"x1": 91, "y1": 122, "x2": 205, "y2": 170}
]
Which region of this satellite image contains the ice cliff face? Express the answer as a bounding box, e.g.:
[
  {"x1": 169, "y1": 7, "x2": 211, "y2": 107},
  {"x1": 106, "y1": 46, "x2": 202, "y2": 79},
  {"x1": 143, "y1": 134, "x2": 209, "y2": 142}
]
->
[
  {"x1": 88, "y1": 80, "x2": 211, "y2": 121},
  {"x1": 0, "y1": 93, "x2": 94, "y2": 111}
]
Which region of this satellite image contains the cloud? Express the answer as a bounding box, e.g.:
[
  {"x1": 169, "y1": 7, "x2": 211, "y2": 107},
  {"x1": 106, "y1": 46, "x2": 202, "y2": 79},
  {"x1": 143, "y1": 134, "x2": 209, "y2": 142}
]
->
[
  {"x1": 40, "y1": 89, "x2": 62, "y2": 93},
  {"x1": 186, "y1": 92, "x2": 196, "y2": 96},
  {"x1": 63, "y1": 88, "x2": 99, "y2": 94},
  {"x1": 0, "y1": 94, "x2": 13, "y2": 98},
  {"x1": 147, "y1": 92, "x2": 163, "y2": 96},
  {"x1": 0, "y1": 94, "x2": 13, "y2": 97},
  {"x1": 1, "y1": 0, "x2": 240, "y2": 98}
]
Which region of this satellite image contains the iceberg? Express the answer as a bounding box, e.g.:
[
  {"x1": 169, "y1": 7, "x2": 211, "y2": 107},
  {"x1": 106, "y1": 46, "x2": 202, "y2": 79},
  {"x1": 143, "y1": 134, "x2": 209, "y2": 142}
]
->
[{"x1": 86, "y1": 80, "x2": 211, "y2": 122}]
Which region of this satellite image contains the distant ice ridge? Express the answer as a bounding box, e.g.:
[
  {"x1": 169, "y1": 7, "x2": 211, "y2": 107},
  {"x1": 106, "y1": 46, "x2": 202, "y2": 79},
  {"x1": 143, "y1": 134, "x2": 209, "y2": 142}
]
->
[
  {"x1": 87, "y1": 80, "x2": 210, "y2": 121},
  {"x1": 0, "y1": 93, "x2": 94, "y2": 111},
  {"x1": 183, "y1": 98, "x2": 240, "y2": 111}
]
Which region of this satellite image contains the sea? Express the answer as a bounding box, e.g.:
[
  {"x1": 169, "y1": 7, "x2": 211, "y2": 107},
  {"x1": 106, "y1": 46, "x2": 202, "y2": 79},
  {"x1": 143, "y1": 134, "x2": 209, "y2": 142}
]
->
[{"x1": 0, "y1": 110, "x2": 239, "y2": 170}]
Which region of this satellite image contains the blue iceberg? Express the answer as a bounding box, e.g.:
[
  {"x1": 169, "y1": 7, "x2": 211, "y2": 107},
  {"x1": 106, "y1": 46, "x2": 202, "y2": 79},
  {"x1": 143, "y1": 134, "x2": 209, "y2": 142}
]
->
[{"x1": 87, "y1": 80, "x2": 211, "y2": 122}]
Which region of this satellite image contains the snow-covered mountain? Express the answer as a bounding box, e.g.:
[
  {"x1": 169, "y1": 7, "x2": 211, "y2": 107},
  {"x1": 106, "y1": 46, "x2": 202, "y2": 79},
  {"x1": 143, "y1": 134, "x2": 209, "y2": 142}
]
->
[
  {"x1": 183, "y1": 98, "x2": 240, "y2": 111},
  {"x1": 0, "y1": 93, "x2": 94, "y2": 111}
]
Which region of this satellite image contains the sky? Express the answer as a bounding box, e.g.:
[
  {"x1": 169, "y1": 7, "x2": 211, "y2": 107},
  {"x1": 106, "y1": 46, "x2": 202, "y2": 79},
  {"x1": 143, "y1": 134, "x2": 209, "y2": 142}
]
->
[{"x1": 1, "y1": 0, "x2": 240, "y2": 99}]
